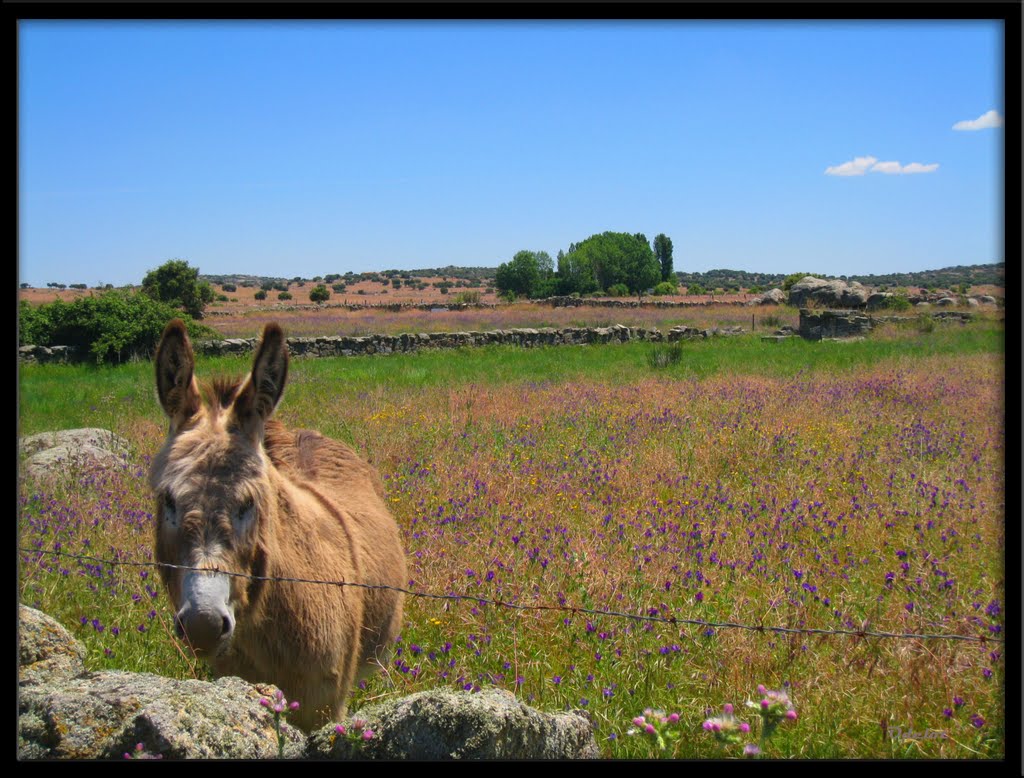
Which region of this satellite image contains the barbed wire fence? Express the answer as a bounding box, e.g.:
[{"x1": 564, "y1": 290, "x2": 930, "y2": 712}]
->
[{"x1": 18, "y1": 546, "x2": 1002, "y2": 645}]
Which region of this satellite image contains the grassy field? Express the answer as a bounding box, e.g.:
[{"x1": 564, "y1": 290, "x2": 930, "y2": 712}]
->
[{"x1": 18, "y1": 316, "x2": 1004, "y2": 758}]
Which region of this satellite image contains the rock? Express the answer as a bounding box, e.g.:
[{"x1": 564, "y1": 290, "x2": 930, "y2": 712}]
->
[
  {"x1": 798, "y1": 309, "x2": 873, "y2": 340},
  {"x1": 19, "y1": 671, "x2": 303, "y2": 760},
  {"x1": 935, "y1": 297, "x2": 957, "y2": 307},
  {"x1": 306, "y1": 688, "x2": 599, "y2": 760},
  {"x1": 966, "y1": 298, "x2": 980, "y2": 307},
  {"x1": 19, "y1": 606, "x2": 600, "y2": 760},
  {"x1": 19, "y1": 429, "x2": 133, "y2": 481},
  {"x1": 788, "y1": 277, "x2": 869, "y2": 309},
  {"x1": 978, "y1": 295, "x2": 997, "y2": 305},
  {"x1": 19, "y1": 606, "x2": 87, "y2": 689},
  {"x1": 746, "y1": 288, "x2": 786, "y2": 306}
]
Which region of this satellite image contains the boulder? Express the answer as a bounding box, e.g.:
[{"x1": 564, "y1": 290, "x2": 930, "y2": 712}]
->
[
  {"x1": 19, "y1": 429, "x2": 133, "y2": 481},
  {"x1": 19, "y1": 606, "x2": 87, "y2": 689},
  {"x1": 788, "y1": 277, "x2": 869, "y2": 309},
  {"x1": 18, "y1": 605, "x2": 600, "y2": 760},
  {"x1": 746, "y1": 288, "x2": 785, "y2": 306},
  {"x1": 306, "y1": 688, "x2": 599, "y2": 760}
]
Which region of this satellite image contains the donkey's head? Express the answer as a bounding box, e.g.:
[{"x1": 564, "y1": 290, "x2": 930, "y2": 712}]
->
[{"x1": 149, "y1": 320, "x2": 289, "y2": 657}]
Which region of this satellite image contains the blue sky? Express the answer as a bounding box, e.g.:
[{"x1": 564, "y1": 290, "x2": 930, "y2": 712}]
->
[{"x1": 19, "y1": 20, "x2": 1006, "y2": 287}]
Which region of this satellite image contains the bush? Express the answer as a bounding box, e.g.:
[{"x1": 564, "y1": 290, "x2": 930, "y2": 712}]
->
[
  {"x1": 19, "y1": 290, "x2": 216, "y2": 364},
  {"x1": 451, "y1": 291, "x2": 480, "y2": 304},
  {"x1": 607, "y1": 283, "x2": 631, "y2": 297},
  {"x1": 331, "y1": 283, "x2": 347, "y2": 293},
  {"x1": 687, "y1": 283, "x2": 705, "y2": 296},
  {"x1": 277, "y1": 291, "x2": 292, "y2": 300},
  {"x1": 309, "y1": 284, "x2": 331, "y2": 303},
  {"x1": 141, "y1": 259, "x2": 215, "y2": 319},
  {"x1": 652, "y1": 281, "x2": 677, "y2": 296},
  {"x1": 647, "y1": 342, "x2": 684, "y2": 369},
  {"x1": 221, "y1": 283, "x2": 237, "y2": 293},
  {"x1": 254, "y1": 289, "x2": 267, "y2": 300},
  {"x1": 215, "y1": 294, "x2": 229, "y2": 302},
  {"x1": 884, "y1": 293, "x2": 911, "y2": 311}
]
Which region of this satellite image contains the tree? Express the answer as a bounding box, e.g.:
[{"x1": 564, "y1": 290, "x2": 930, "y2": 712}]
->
[
  {"x1": 309, "y1": 284, "x2": 331, "y2": 303},
  {"x1": 141, "y1": 259, "x2": 215, "y2": 319},
  {"x1": 495, "y1": 250, "x2": 553, "y2": 299},
  {"x1": 559, "y1": 232, "x2": 658, "y2": 295},
  {"x1": 654, "y1": 234, "x2": 674, "y2": 282}
]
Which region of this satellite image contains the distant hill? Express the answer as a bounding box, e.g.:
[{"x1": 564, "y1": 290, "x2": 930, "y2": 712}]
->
[
  {"x1": 676, "y1": 263, "x2": 1004, "y2": 291},
  {"x1": 200, "y1": 262, "x2": 1002, "y2": 292}
]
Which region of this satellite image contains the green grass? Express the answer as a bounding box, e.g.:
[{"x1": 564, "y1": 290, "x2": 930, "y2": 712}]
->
[
  {"x1": 18, "y1": 317, "x2": 1005, "y2": 758},
  {"x1": 18, "y1": 320, "x2": 1003, "y2": 438}
]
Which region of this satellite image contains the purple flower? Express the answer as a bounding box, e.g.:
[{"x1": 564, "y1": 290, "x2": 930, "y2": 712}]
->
[
  {"x1": 743, "y1": 743, "x2": 760, "y2": 758},
  {"x1": 982, "y1": 667, "x2": 992, "y2": 679},
  {"x1": 970, "y1": 714, "x2": 985, "y2": 728},
  {"x1": 953, "y1": 696, "x2": 964, "y2": 707},
  {"x1": 942, "y1": 708, "x2": 953, "y2": 718}
]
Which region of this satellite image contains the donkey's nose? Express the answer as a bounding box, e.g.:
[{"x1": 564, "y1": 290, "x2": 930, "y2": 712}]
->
[
  {"x1": 176, "y1": 602, "x2": 235, "y2": 653},
  {"x1": 175, "y1": 571, "x2": 235, "y2": 653}
]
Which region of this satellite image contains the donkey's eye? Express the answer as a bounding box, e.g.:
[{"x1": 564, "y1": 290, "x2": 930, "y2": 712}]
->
[{"x1": 235, "y1": 498, "x2": 255, "y2": 526}]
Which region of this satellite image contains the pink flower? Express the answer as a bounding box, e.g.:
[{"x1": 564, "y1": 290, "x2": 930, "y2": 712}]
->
[
  {"x1": 723, "y1": 703, "x2": 734, "y2": 715},
  {"x1": 785, "y1": 709, "x2": 798, "y2": 721},
  {"x1": 362, "y1": 729, "x2": 375, "y2": 740}
]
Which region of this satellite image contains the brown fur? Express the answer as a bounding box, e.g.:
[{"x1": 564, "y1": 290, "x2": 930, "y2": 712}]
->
[{"x1": 149, "y1": 320, "x2": 406, "y2": 731}]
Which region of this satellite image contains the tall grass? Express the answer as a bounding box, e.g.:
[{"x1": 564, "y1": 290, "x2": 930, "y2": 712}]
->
[{"x1": 18, "y1": 321, "x2": 1004, "y2": 758}]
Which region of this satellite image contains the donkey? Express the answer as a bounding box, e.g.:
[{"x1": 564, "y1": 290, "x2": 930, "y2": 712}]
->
[{"x1": 149, "y1": 319, "x2": 406, "y2": 731}]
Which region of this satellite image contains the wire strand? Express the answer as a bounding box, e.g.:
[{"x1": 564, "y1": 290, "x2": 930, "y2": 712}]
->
[{"x1": 19, "y1": 546, "x2": 1002, "y2": 645}]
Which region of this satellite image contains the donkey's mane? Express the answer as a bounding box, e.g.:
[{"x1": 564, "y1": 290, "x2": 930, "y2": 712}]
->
[{"x1": 201, "y1": 375, "x2": 244, "y2": 410}]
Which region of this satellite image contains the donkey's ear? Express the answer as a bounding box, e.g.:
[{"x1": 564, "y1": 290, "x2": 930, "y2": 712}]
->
[
  {"x1": 233, "y1": 323, "x2": 289, "y2": 435},
  {"x1": 155, "y1": 319, "x2": 201, "y2": 428}
]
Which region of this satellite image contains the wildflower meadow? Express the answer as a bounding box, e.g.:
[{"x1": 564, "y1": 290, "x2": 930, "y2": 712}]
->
[{"x1": 18, "y1": 313, "x2": 1004, "y2": 758}]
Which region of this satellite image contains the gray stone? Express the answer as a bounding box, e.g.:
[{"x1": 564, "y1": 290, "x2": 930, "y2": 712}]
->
[
  {"x1": 306, "y1": 688, "x2": 599, "y2": 760},
  {"x1": 19, "y1": 428, "x2": 133, "y2": 481},
  {"x1": 19, "y1": 606, "x2": 600, "y2": 761},
  {"x1": 788, "y1": 277, "x2": 869, "y2": 309},
  {"x1": 798, "y1": 309, "x2": 873, "y2": 340},
  {"x1": 19, "y1": 606, "x2": 87, "y2": 689}
]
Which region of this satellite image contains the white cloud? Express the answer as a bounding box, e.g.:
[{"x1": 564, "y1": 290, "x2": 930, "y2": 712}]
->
[
  {"x1": 824, "y1": 156, "x2": 939, "y2": 176},
  {"x1": 870, "y1": 161, "x2": 903, "y2": 175},
  {"x1": 824, "y1": 155, "x2": 878, "y2": 176},
  {"x1": 952, "y1": 109, "x2": 1004, "y2": 131},
  {"x1": 901, "y1": 162, "x2": 940, "y2": 174}
]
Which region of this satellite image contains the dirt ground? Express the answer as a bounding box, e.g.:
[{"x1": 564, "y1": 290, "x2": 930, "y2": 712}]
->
[{"x1": 19, "y1": 279, "x2": 1003, "y2": 313}]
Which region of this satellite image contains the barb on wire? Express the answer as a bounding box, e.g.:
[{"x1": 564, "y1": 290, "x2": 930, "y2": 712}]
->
[{"x1": 19, "y1": 546, "x2": 1002, "y2": 645}]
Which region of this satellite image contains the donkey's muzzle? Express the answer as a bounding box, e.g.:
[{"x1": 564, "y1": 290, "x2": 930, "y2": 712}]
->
[{"x1": 175, "y1": 571, "x2": 235, "y2": 654}]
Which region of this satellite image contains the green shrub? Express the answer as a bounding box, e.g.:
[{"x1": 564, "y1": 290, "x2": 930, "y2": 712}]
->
[
  {"x1": 884, "y1": 293, "x2": 911, "y2": 311},
  {"x1": 141, "y1": 259, "x2": 215, "y2": 319},
  {"x1": 278, "y1": 291, "x2": 293, "y2": 300},
  {"x1": 309, "y1": 284, "x2": 331, "y2": 303},
  {"x1": 607, "y1": 283, "x2": 630, "y2": 297},
  {"x1": 19, "y1": 290, "x2": 215, "y2": 364},
  {"x1": 254, "y1": 289, "x2": 267, "y2": 300},
  {"x1": 687, "y1": 283, "x2": 705, "y2": 296},
  {"x1": 331, "y1": 283, "x2": 347, "y2": 293},
  {"x1": 647, "y1": 342, "x2": 684, "y2": 369},
  {"x1": 652, "y1": 281, "x2": 678, "y2": 296},
  {"x1": 452, "y1": 291, "x2": 481, "y2": 304},
  {"x1": 221, "y1": 283, "x2": 237, "y2": 293}
]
